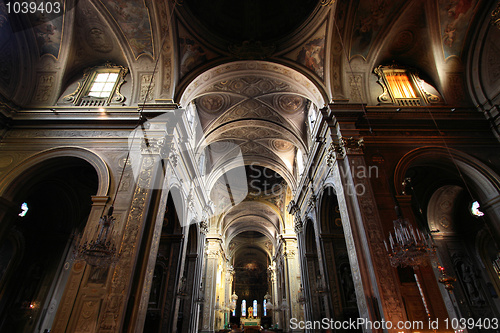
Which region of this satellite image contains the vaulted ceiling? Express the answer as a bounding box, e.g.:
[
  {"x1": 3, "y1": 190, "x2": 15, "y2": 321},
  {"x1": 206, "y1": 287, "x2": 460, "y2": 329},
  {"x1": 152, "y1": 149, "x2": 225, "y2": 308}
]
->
[{"x1": 1, "y1": 0, "x2": 496, "y2": 253}]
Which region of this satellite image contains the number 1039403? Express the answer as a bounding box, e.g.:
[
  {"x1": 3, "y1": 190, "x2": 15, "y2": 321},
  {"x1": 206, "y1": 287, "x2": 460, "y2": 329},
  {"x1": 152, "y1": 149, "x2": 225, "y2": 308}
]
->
[
  {"x1": 444, "y1": 317, "x2": 499, "y2": 330},
  {"x1": 6, "y1": 1, "x2": 61, "y2": 14}
]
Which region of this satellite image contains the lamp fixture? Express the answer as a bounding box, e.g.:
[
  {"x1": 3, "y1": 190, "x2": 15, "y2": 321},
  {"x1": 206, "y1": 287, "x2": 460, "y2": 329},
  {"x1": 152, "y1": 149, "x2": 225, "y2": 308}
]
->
[
  {"x1": 384, "y1": 216, "x2": 434, "y2": 268},
  {"x1": 76, "y1": 206, "x2": 117, "y2": 267}
]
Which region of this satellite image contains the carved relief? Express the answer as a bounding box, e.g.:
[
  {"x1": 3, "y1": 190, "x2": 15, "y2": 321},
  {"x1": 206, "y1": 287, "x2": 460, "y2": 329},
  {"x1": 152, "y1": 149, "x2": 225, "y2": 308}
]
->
[
  {"x1": 213, "y1": 77, "x2": 289, "y2": 97},
  {"x1": 33, "y1": 74, "x2": 55, "y2": 103},
  {"x1": 99, "y1": 156, "x2": 155, "y2": 331},
  {"x1": 86, "y1": 27, "x2": 113, "y2": 53},
  {"x1": 347, "y1": 156, "x2": 406, "y2": 324},
  {"x1": 74, "y1": 300, "x2": 101, "y2": 333},
  {"x1": 199, "y1": 94, "x2": 225, "y2": 113},
  {"x1": 277, "y1": 95, "x2": 304, "y2": 113},
  {"x1": 348, "y1": 75, "x2": 363, "y2": 103},
  {"x1": 139, "y1": 74, "x2": 155, "y2": 102},
  {"x1": 271, "y1": 139, "x2": 294, "y2": 152}
]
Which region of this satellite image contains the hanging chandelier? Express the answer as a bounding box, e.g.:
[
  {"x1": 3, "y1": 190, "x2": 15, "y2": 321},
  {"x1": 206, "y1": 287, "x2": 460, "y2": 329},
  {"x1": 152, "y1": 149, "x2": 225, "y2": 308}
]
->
[
  {"x1": 384, "y1": 217, "x2": 434, "y2": 268},
  {"x1": 77, "y1": 206, "x2": 118, "y2": 267}
]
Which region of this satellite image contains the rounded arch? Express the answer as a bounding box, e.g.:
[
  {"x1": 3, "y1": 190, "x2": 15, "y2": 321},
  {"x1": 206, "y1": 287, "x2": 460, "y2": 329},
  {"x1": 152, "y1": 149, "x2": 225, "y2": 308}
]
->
[
  {"x1": 393, "y1": 147, "x2": 500, "y2": 203},
  {"x1": 318, "y1": 185, "x2": 342, "y2": 235},
  {"x1": 177, "y1": 60, "x2": 328, "y2": 108},
  {"x1": 0, "y1": 147, "x2": 110, "y2": 199}
]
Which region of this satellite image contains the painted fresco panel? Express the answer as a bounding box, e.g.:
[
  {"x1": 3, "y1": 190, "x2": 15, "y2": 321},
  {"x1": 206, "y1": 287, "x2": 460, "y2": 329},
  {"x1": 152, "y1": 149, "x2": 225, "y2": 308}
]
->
[
  {"x1": 101, "y1": 0, "x2": 153, "y2": 58},
  {"x1": 438, "y1": 0, "x2": 479, "y2": 59},
  {"x1": 350, "y1": 0, "x2": 405, "y2": 59}
]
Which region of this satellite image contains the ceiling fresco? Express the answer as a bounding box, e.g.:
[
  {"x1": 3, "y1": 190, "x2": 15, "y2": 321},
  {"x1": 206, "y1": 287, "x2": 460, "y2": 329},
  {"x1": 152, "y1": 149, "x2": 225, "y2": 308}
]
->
[
  {"x1": 349, "y1": 0, "x2": 406, "y2": 59},
  {"x1": 438, "y1": 0, "x2": 479, "y2": 59},
  {"x1": 99, "y1": 0, "x2": 153, "y2": 58}
]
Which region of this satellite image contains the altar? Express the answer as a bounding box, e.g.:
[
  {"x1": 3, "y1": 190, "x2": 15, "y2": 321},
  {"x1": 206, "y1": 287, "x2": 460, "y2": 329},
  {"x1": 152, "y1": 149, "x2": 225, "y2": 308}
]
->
[{"x1": 240, "y1": 318, "x2": 261, "y2": 327}]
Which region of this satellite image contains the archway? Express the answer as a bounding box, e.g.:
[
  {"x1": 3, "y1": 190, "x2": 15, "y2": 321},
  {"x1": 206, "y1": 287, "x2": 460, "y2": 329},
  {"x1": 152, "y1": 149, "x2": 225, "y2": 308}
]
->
[
  {"x1": 143, "y1": 189, "x2": 184, "y2": 333},
  {"x1": 394, "y1": 147, "x2": 500, "y2": 327},
  {"x1": 318, "y1": 188, "x2": 359, "y2": 323},
  {"x1": 227, "y1": 231, "x2": 272, "y2": 329},
  {"x1": 0, "y1": 156, "x2": 99, "y2": 332}
]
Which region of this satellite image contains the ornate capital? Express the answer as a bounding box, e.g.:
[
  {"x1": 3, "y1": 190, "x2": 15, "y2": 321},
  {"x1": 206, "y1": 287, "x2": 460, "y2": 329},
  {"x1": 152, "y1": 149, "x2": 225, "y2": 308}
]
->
[
  {"x1": 140, "y1": 137, "x2": 168, "y2": 156},
  {"x1": 200, "y1": 221, "x2": 209, "y2": 235},
  {"x1": 294, "y1": 219, "x2": 303, "y2": 234}
]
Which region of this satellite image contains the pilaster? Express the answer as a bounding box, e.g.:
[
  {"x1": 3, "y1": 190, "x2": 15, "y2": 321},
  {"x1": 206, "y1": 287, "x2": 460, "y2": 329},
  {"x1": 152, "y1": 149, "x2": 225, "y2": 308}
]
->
[
  {"x1": 200, "y1": 238, "x2": 223, "y2": 333},
  {"x1": 52, "y1": 195, "x2": 109, "y2": 333},
  {"x1": 324, "y1": 102, "x2": 408, "y2": 332}
]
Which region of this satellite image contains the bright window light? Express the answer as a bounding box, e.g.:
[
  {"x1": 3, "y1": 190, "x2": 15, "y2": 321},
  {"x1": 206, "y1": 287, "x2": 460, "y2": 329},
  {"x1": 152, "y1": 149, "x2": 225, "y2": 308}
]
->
[
  {"x1": 19, "y1": 202, "x2": 28, "y2": 217},
  {"x1": 386, "y1": 72, "x2": 417, "y2": 99},
  {"x1": 88, "y1": 72, "x2": 119, "y2": 98},
  {"x1": 470, "y1": 201, "x2": 484, "y2": 217}
]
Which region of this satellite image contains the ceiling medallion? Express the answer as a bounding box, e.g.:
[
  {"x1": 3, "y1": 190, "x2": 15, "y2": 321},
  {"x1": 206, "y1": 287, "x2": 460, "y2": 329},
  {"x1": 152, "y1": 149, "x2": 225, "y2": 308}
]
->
[
  {"x1": 277, "y1": 95, "x2": 304, "y2": 113},
  {"x1": 199, "y1": 94, "x2": 225, "y2": 113},
  {"x1": 272, "y1": 139, "x2": 294, "y2": 152}
]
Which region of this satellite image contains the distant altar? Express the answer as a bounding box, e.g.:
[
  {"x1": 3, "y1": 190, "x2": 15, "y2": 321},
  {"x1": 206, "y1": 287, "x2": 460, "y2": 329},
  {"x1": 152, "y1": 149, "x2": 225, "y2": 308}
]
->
[{"x1": 241, "y1": 318, "x2": 261, "y2": 326}]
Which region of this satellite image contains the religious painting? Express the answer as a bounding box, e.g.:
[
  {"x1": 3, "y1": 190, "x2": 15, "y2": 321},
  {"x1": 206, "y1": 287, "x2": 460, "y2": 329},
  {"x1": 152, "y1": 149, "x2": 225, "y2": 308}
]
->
[
  {"x1": 29, "y1": 8, "x2": 63, "y2": 58},
  {"x1": 296, "y1": 37, "x2": 325, "y2": 79},
  {"x1": 100, "y1": 0, "x2": 153, "y2": 58},
  {"x1": 350, "y1": 0, "x2": 405, "y2": 59},
  {"x1": 438, "y1": 0, "x2": 478, "y2": 59},
  {"x1": 179, "y1": 38, "x2": 207, "y2": 78}
]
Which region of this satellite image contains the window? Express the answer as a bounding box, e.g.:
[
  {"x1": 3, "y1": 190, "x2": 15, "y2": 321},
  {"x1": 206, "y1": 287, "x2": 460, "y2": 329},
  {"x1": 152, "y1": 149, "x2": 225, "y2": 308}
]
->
[
  {"x1": 88, "y1": 73, "x2": 120, "y2": 98},
  {"x1": 62, "y1": 62, "x2": 128, "y2": 107},
  {"x1": 241, "y1": 300, "x2": 246, "y2": 317},
  {"x1": 385, "y1": 72, "x2": 417, "y2": 99},
  {"x1": 297, "y1": 148, "x2": 304, "y2": 177},
  {"x1": 307, "y1": 102, "x2": 317, "y2": 131},
  {"x1": 18, "y1": 202, "x2": 28, "y2": 217},
  {"x1": 470, "y1": 201, "x2": 485, "y2": 217},
  {"x1": 374, "y1": 64, "x2": 441, "y2": 107}
]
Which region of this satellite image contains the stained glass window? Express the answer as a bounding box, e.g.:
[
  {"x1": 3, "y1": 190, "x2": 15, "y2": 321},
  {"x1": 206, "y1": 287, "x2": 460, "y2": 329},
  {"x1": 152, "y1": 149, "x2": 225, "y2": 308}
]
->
[{"x1": 241, "y1": 300, "x2": 246, "y2": 317}]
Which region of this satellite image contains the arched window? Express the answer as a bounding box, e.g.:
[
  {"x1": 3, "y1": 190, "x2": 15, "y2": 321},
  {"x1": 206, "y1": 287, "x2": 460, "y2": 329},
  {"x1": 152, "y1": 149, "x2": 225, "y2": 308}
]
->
[{"x1": 241, "y1": 300, "x2": 246, "y2": 317}]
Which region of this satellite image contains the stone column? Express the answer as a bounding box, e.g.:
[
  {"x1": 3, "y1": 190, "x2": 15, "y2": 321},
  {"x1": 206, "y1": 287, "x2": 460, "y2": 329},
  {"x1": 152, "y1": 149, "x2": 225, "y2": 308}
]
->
[
  {"x1": 322, "y1": 103, "x2": 408, "y2": 332},
  {"x1": 293, "y1": 217, "x2": 312, "y2": 323},
  {"x1": 200, "y1": 238, "x2": 222, "y2": 333},
  {"x1": 93, "y1": 108, "x2": 178, "y2": 333},
  {"x1": 281, "y1": 236, "x2": 304, "y2": 332}
]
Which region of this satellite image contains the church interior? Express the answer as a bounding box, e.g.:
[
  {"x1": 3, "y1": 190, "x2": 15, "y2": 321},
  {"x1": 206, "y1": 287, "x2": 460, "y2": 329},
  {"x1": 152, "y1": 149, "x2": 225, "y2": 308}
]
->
[{"x1": 0, "y1": 0, "x2": 500, "y2": 332}]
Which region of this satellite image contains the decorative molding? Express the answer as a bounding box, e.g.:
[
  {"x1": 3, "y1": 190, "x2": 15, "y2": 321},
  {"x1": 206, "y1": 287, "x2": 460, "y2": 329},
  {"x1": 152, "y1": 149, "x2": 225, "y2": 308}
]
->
[
  {"x1": 374, "y1": 64, "x2": 441, "y2": 106},
  {"x1": 62, "y1": 62, "x2": 129, "y2": 107},
  {"x1": 228, "y1": 41, "x2": 276, "y2": 60},
  {"x1": 492, "y1": 2, "x2": 500, "y2": 29}
]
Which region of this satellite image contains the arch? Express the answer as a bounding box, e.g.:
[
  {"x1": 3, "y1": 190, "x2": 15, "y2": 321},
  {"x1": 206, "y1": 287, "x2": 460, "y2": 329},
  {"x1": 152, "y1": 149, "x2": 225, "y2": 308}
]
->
[
  {"x1": 0, "y1": 147, "x2": 110, "y2": 199},
  {"x1": 318, "y1": 185, "x2": 342, "y2": 235},
  {"x1": 178, "y1": 60, "x2": 328, "y2": 108},
  {"x1": 393, "y1": 147, "x2": 500, "y2": 203}
]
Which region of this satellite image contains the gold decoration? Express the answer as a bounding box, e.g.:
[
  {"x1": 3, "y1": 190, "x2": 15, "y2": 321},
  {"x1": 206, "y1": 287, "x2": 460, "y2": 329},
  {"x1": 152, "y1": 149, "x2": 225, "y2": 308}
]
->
[
  {"x1": 320, "y1": 0, "x2": 336, "y2": 6},
  {"x1": 492, "y1": 3, "x2": 500, "y2": 29}
]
